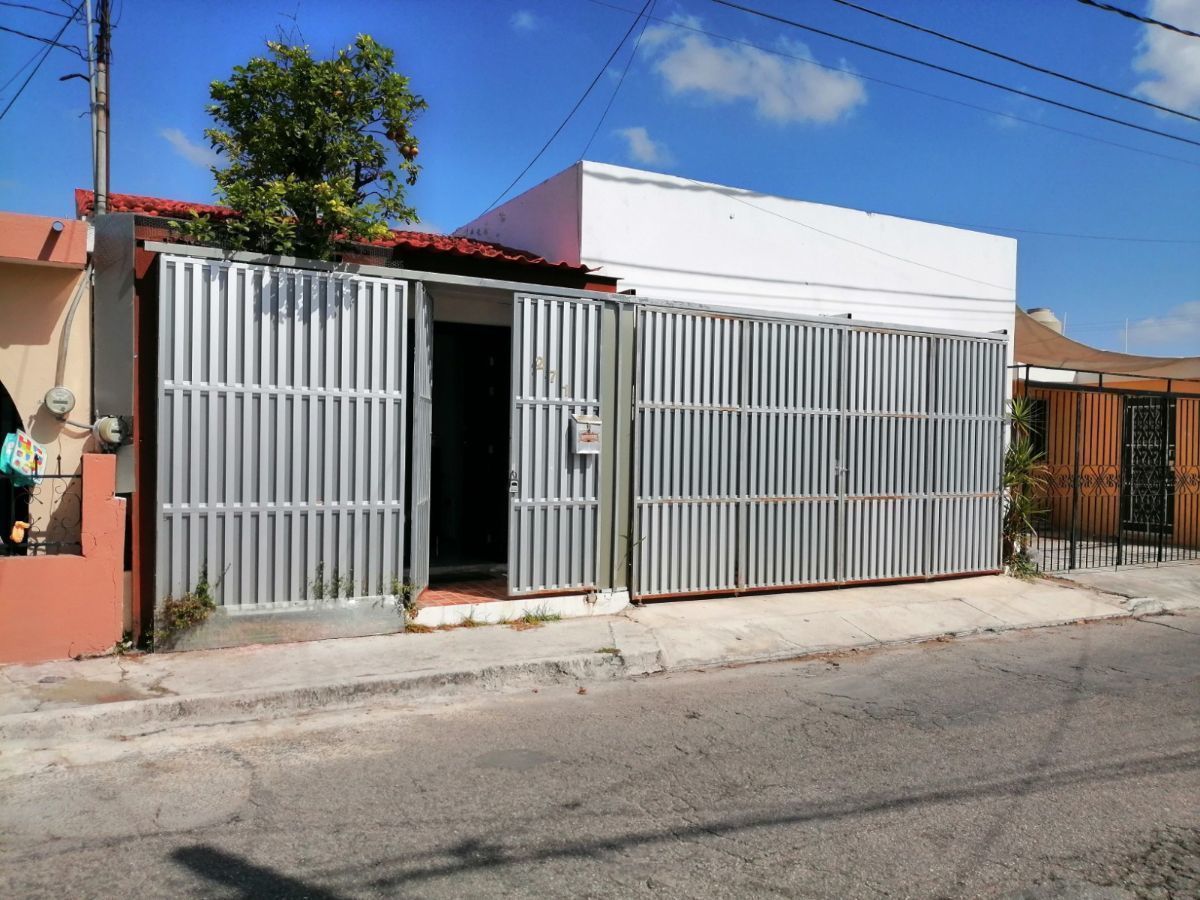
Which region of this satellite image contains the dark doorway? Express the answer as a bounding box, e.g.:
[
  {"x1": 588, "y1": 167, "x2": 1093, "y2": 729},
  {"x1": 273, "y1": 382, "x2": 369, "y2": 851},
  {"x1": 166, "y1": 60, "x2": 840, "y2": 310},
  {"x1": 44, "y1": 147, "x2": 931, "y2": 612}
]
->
[
  {"x1": 1121, "y1": 395, "x2": 1176, "y2": 535},
  {"x1": 429, "y1": 322, "x2": 510, "y2": 580}
]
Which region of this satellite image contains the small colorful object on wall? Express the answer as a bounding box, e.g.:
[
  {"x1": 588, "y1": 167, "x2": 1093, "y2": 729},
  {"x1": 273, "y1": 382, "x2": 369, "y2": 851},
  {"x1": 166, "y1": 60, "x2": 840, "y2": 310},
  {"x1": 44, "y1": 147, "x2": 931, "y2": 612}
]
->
[{"x1": 0, "y1": 430, "x2": 46, "y2": 487}]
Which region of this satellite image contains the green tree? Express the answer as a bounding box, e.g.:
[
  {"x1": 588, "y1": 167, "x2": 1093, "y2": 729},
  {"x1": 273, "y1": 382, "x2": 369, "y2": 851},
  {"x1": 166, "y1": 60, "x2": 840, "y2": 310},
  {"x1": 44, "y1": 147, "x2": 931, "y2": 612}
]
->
[{"x1": 189, "y1": 34, "x2": 426, "y2": 260}]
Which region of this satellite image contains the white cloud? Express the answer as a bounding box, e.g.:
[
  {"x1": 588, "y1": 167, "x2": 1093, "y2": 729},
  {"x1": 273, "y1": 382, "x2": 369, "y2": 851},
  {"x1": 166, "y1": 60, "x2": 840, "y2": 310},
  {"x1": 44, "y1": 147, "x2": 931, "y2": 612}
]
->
[
  {"x1": 510, "y1": 10, "x2": 539, "y2": 32},
  {"x1": 161, "y1": 128, "x2": 220, "y2": 169},
  {"x1": 641, "y1": 18, "x2": 866, "y2": 124},
  {"x1": 640, "y1": 13, "x2": 703, "y2": 50},
  {"x1": 1133, "y1": 0, "x2": 1200, "y2": 113},
  {"x1": 1127, "y1": 301, "x2": 1200, "y2": 354},
  {"x1": 615, "y1": 126, "x2": 671, "y2": 165}
]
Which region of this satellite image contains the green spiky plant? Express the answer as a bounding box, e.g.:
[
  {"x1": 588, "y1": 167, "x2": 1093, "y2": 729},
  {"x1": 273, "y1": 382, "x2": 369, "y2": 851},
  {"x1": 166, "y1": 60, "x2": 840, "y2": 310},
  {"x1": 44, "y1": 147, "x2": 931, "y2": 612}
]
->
[{"x1": 1003, "y1": 396, "x2": 1050, "y2": 578}]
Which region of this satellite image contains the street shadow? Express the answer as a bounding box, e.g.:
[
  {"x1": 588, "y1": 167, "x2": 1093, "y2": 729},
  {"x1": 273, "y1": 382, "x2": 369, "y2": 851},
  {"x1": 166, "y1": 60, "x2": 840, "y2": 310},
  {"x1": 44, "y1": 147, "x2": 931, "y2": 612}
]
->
[
  {"x1": 162, "y1": 742, "x2": 1198, "y2": 896},
  {"x1": 171, "y1": 845, "x2": 347, "y2": 900},
  {"x1": 315, "y1": 744, "x2": 1199, "y2": 893}
]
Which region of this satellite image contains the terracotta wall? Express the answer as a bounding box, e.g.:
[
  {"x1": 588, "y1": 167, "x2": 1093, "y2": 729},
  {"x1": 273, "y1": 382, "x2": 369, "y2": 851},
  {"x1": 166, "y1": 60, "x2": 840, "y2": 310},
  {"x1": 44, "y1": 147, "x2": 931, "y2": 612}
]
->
[
  {"x1": 0, "y1": 259, "x2": 94, "y2": 531},
  {"x1": 0, "y1": 454, "x2": 126, "y2": 663},
  {"x1": 1020, "y1": 381, "x2": 1200, "y2": 548}
]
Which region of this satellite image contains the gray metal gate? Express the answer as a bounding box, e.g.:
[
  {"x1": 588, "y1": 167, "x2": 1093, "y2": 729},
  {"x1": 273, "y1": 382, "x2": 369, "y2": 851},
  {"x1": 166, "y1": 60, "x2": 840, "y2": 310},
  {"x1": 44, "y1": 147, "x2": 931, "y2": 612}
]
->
[
  {"x1": 632, "y1": 303, "x2": 1004, "y2": 598},
  {"x1": 409, "y1": 284, "x2": 433, "y2": 597},
  {"x1": 508, "y1": 293, "x2": 603, "y2": 595},
  {"x1": 156, "y1": 254, "x2": 408, "y2": 611}
]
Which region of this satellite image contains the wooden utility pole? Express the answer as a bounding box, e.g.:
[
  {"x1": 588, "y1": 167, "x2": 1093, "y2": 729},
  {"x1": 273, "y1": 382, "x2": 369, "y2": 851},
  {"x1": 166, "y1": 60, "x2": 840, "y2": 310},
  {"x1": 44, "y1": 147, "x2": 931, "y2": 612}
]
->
[{"x1": 94, "y1": 0, "x2": 111, "y2": 213}]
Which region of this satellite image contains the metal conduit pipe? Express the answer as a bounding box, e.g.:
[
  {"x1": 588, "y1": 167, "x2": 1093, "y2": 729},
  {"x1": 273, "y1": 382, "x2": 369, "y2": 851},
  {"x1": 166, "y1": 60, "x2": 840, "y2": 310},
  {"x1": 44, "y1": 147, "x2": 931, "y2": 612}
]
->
[{"x1": 55, "y1": 263, "x2": 92, "y2": 389}]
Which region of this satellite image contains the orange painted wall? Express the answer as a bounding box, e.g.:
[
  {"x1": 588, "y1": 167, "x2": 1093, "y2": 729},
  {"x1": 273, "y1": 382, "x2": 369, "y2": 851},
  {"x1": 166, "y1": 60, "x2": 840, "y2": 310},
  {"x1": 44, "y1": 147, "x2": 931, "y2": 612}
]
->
[
  {"x1": 1018, "y1": 381, "x2": 1200, "y2": 549},
  {"x1": 0, "y1": 211, "x2": 87, "y2": 268},
  {"x1": 0, "y1": 454, "x2": 126, "y2": 663}
]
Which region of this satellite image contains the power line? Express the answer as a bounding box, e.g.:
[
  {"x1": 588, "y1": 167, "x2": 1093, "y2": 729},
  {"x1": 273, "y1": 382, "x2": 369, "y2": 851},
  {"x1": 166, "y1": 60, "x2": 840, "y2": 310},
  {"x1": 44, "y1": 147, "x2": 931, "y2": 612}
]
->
[
  {"x1": 0, "y1": 22, "x2": 86, "y2": 59},
  {"x1": 478, "y1": 0, "x2": 654, "y2": 217},
  {"x1": 582, "y1": 0, "x2": 656, "y2": 159},
  {"x1": 676, "y1": 174, "x2": 1013, "y2": 290},
  {"x1": 0, "y1": 0, "x2": 75, "y2": 17},
  {"x1": 929, "y1": 221, "x2": 1200, "y2": 244},
  {"x1": 825, "y1": 0, "x2": 1200, "y2": 123},
  {"x1": 0, "y1": 2, "x2": 79, "y2": 124},
  {"x1": 583, "y1": 0, "x2": 1200, "y2": 169},
  {"x1": 565, "y1": 2, "x2": 1191, "y2": 282},
  {"x1": 1073, "y1": 0, "x2": 1200, "y2": 40},
  {"x1": 0, "y1": 44, "x2": 43, "y2": 95},
  {"x1": 707, "y1": 0, "x2": 1200, "y2": 150}
]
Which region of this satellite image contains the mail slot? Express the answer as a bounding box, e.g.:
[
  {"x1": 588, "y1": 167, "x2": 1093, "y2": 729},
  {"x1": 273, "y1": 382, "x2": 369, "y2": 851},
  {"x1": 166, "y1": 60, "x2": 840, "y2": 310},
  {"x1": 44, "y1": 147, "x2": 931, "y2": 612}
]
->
[{"x1": 570, "y1": 413, "x2": 602, "y2": 456}]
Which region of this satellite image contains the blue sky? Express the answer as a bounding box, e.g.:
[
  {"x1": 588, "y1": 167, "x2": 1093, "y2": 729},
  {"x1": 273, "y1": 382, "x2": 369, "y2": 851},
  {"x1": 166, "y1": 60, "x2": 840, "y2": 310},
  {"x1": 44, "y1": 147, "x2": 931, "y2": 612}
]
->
[{"x1": 1, "y1": 0, "x2": 1197, "y2": 354}]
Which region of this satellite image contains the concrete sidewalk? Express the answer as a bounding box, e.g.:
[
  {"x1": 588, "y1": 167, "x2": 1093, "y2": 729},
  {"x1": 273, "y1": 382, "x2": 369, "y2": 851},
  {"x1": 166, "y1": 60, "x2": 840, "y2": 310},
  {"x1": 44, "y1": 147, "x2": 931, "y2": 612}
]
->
[{"x1": 0, "y1": 575, "x2": 1150, "y2": 744}]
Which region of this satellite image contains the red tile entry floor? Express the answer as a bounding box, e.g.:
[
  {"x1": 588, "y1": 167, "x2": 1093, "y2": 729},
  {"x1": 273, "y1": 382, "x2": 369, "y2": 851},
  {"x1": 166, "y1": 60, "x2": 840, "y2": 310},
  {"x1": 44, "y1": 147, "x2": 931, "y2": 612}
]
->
[{"x1": 421, "y1": 577, "x2": 509, "y2": 608}]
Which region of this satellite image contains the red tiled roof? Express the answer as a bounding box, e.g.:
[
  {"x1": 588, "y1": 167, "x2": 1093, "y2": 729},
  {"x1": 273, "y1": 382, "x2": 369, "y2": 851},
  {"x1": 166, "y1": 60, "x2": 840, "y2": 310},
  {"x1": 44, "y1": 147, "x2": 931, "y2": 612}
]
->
[
  {"x1": 76, "y1": 188, "x2": 236, "y2": 221},
  {"x1": 74, "y1": 189, "x2": 588, "y2": 272}
]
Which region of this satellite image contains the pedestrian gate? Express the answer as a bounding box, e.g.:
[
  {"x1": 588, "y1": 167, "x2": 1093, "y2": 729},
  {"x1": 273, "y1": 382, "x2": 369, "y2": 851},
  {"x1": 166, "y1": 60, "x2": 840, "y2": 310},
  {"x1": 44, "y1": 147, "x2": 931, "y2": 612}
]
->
[
  {"x1": 156, "y1": 255, "x2": 408, "y2": 610},
  {"x1": 631, "y1": 305, "x2": 1005, "y2": 597},
  {"x1": 508, "y1": 293, "x2": 604, "y2": 595}
]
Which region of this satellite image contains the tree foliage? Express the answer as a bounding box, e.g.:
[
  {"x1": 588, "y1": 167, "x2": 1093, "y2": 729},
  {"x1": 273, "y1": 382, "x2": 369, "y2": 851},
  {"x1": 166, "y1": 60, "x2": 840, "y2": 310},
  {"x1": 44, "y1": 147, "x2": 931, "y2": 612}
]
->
[{"x1": 185, "y1": 34, "x2": 426, "y2": 260}]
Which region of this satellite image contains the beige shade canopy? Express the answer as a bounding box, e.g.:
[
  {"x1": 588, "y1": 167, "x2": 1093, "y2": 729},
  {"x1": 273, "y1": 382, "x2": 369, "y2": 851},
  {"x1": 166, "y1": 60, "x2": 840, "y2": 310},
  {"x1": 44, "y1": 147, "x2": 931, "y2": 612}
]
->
[{"x1": 1014, "y1": 308, "x2": 1200, "y2": 381}]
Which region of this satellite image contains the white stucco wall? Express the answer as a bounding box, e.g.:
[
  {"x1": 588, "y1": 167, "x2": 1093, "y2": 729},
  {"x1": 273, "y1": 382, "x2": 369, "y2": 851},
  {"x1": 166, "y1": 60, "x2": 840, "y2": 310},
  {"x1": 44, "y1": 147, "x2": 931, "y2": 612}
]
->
[
  {"x1": 459, "y1": 161, "x2": 1017, "y2": 342},
  {"x1": 456, "y1": 165, "x2": 582, "y2": 268}
]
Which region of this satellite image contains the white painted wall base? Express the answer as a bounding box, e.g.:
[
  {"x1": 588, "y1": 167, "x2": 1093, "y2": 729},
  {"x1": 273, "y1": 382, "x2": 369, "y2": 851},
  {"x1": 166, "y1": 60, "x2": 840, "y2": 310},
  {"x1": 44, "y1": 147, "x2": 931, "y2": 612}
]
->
[{"x1": 414, "y1": 589, "x2": 631, "y2": 628}]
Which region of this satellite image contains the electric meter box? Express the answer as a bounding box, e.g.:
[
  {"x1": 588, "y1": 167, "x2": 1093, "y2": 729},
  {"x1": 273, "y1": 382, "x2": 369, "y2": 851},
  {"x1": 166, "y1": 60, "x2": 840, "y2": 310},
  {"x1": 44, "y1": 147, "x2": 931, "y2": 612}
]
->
[{"x1": 570, "y1": 414, "x2": 602, "y2": 456}]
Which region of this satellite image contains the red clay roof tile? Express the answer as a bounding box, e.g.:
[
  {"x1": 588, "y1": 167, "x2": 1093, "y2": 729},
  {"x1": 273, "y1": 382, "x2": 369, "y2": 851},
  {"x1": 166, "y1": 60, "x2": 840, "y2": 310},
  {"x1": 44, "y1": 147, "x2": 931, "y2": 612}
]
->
[{"x1": 74, "y1": 189, "x2": 587, "y2": 271}]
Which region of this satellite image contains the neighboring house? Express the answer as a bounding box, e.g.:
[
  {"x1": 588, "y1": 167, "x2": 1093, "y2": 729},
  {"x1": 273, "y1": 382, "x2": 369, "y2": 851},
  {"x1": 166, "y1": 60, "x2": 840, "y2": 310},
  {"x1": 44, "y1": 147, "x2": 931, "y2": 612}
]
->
[
  {"x1": 0, "y1": 212, "x2": 126, "y2": 663},
  {"x1": 1014, "y1": 308, "x2": 1200, "y2": 572}
]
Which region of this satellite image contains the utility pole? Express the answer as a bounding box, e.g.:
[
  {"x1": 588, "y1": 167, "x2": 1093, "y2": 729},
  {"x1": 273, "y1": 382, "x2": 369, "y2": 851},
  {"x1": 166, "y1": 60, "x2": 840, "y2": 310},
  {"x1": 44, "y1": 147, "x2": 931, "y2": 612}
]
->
[
  {"x1": 85, "y1": 0, "x2": 97, "y2": 201},
  {"x1": 94, "y1": 0, "x2": 111, "y2": 214}
]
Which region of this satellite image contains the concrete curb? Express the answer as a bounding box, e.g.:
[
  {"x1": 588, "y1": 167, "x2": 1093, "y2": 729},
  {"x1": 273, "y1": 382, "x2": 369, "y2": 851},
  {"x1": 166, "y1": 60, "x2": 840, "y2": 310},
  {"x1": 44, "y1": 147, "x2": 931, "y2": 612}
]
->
[
  {"x1": 0, "y1": 600, "x2": 1158, "y2": 745},
  {"x1": 0, "y1": 649, "x2": 665, "y2": 744},
  {"x1": 646, "y1": 610, "x2": 1134, "y2": 673}
]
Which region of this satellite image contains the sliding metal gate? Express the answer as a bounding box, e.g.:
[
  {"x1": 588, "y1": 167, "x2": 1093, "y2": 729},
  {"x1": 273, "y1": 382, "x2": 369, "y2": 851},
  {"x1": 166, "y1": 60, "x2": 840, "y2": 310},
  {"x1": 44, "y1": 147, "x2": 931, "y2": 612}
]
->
[
  {"x1": 632, "y1": 304, "x2": 1005, "y2": 598},
  {"x1": 1026, "y1": 383, "x2": 1200, "y2": 571},
  {"x1": 156, "y1": 254, "x2": 408, "y2": 610}
]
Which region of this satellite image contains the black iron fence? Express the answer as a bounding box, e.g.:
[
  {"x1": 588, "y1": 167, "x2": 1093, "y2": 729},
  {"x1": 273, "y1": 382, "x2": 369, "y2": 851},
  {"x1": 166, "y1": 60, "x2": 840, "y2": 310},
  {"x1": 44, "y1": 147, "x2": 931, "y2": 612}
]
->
[
  {"x1": 0, "y1": 472, "x2": 84, "y2": 557},
  {"x1": 1021, "y1": 382, "x2": 1200, "y2": 572}
]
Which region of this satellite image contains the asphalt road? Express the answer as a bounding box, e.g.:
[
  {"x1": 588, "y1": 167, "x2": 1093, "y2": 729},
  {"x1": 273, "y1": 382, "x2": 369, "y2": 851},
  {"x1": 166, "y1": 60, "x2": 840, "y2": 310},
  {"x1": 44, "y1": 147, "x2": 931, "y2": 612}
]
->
[{"x1": 2, "y1": 612, "x2": 1198, "y2": 899}]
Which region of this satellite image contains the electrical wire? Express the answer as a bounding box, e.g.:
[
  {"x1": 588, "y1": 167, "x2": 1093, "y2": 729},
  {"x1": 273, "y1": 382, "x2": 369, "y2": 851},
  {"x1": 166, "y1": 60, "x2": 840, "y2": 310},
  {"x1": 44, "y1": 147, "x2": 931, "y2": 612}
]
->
[
  {"x1": 1073, "y1": 0, "x2": 1200, "y2": 40},
  {"x1": 927, "y1": 221, "x2": 1200, "y2": 244},
  {"x1": 674, "y1": 174, "x2": 1014, "y2": 290},
  {"x1": 583, "y1": 0, "x2": 1200, "y2": 169},
  {"x1": 0, "y1": 0, "x2": 74, "y2": 17},
  {"x1": 0, "y1": 44, "x2": 43, "y2": 95},
  {"x1": 0, "y1": 2, "x2": 80, "y2": 124},
  {"x1": 581, "y1": 0, "x2": 656, "y2": 159},
  {"x1": 1063, "y1": 313, "x2": 1200, "y2": 332},
  {"x1": 707, "y1": 0, "x2": 1200, "y2": 149},
  {"x1": 0, "y1": 23, "x2": 86, "y2": 59},
  {"x1": 825, "y1": 0, "x2": 1200, "y2": 123},
  {"x1": 478, "y1": 0, "x2": 654, "y2": 217}
]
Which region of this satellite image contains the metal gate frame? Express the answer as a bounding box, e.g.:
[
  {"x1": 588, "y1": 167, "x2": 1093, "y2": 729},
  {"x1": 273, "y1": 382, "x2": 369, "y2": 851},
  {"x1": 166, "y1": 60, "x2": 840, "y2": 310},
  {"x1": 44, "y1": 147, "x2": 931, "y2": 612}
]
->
[
  {"x1": 1023, "y1": 377, "x2": 1200, "y2": 572},
  {"x1": 408, "y1": 283, "x2": 434, "y2": 598},
  {"x1": 629, "y1": 300, "x2": 1006, "y2": 599},
  {"x1": 155, "y1": 253, "x2": 408, "y2": 612}
]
